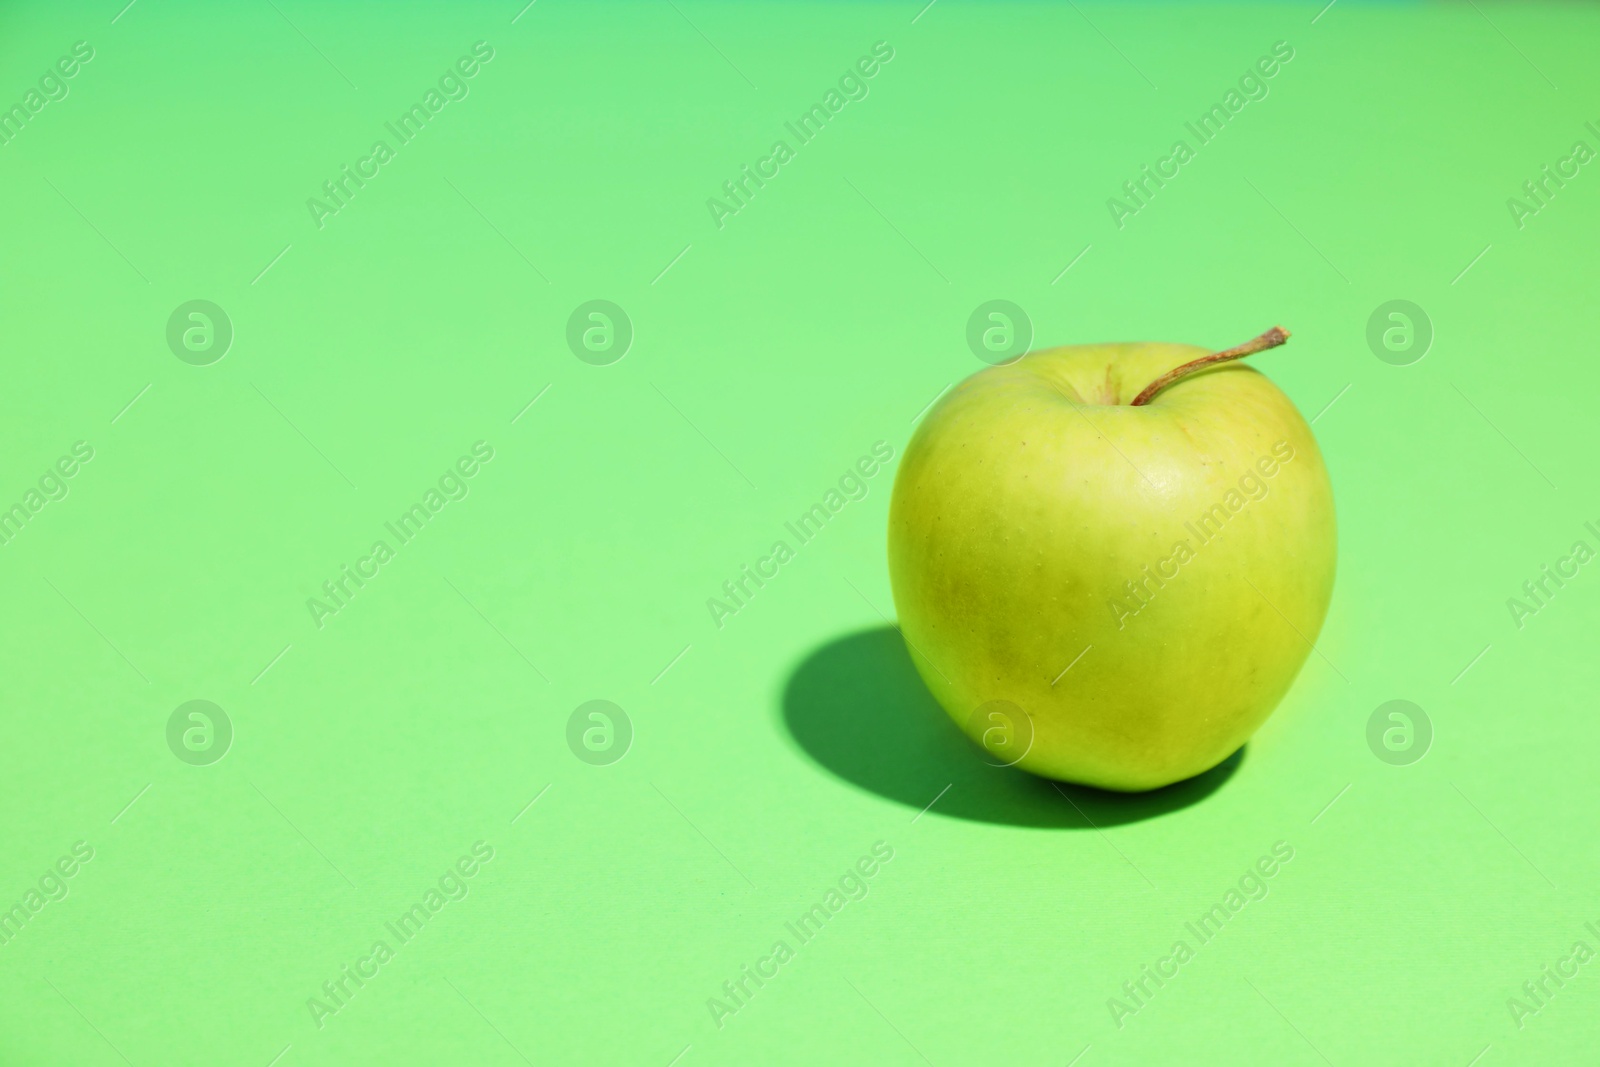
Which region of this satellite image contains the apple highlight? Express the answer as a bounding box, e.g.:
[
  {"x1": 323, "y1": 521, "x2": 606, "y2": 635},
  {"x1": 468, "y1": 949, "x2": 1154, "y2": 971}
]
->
[{"x1": 1107, "y1": 440, "x2": 1296, "y2": 630}]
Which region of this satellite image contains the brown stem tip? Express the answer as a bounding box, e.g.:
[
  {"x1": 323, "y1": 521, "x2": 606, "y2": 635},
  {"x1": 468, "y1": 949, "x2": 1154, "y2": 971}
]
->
[{"x1": 1130, "y1": 326, "x2": 1292, "y2": 407}]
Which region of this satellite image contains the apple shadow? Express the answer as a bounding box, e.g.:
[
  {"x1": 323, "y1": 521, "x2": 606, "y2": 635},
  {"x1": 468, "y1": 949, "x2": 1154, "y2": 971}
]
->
[{"x1": 781, "y1": 626, "x2": 1242, "y2": 828}]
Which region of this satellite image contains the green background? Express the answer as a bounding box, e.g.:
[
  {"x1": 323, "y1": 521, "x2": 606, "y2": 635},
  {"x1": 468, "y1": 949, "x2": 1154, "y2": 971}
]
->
[{"x1": 1, "y1": 0, "x2": 1597, "y2": 1063}]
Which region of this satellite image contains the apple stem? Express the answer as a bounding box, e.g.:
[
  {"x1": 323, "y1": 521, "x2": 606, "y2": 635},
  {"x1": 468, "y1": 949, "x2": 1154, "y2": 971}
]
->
[{"x1": 1130, "y1": 326, "x2": 1292, "y2": 407}]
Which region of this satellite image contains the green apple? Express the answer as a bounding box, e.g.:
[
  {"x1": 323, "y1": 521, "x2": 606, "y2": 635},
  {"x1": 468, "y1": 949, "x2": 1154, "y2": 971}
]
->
[{"x1": 887, "y1": 328, "x2": 1336, "y2": 792}]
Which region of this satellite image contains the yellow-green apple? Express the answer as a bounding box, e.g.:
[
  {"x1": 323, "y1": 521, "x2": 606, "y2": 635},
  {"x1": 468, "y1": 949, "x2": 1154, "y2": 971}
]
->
[{"x1": 887, "y1": 328, "x2": 1335, "y2": 791}]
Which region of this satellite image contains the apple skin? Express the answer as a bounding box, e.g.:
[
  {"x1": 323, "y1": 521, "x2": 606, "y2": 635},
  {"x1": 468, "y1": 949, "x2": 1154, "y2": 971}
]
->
[{"x1": 887, "y1": 341, "x2": 1336, "y2": 792}]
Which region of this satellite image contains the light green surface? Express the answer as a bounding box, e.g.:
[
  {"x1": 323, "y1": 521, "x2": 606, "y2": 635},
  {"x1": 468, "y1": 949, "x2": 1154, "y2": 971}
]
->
[{"x1": 1, "y1": 2, "x2": 1597, "y2": 1064}]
